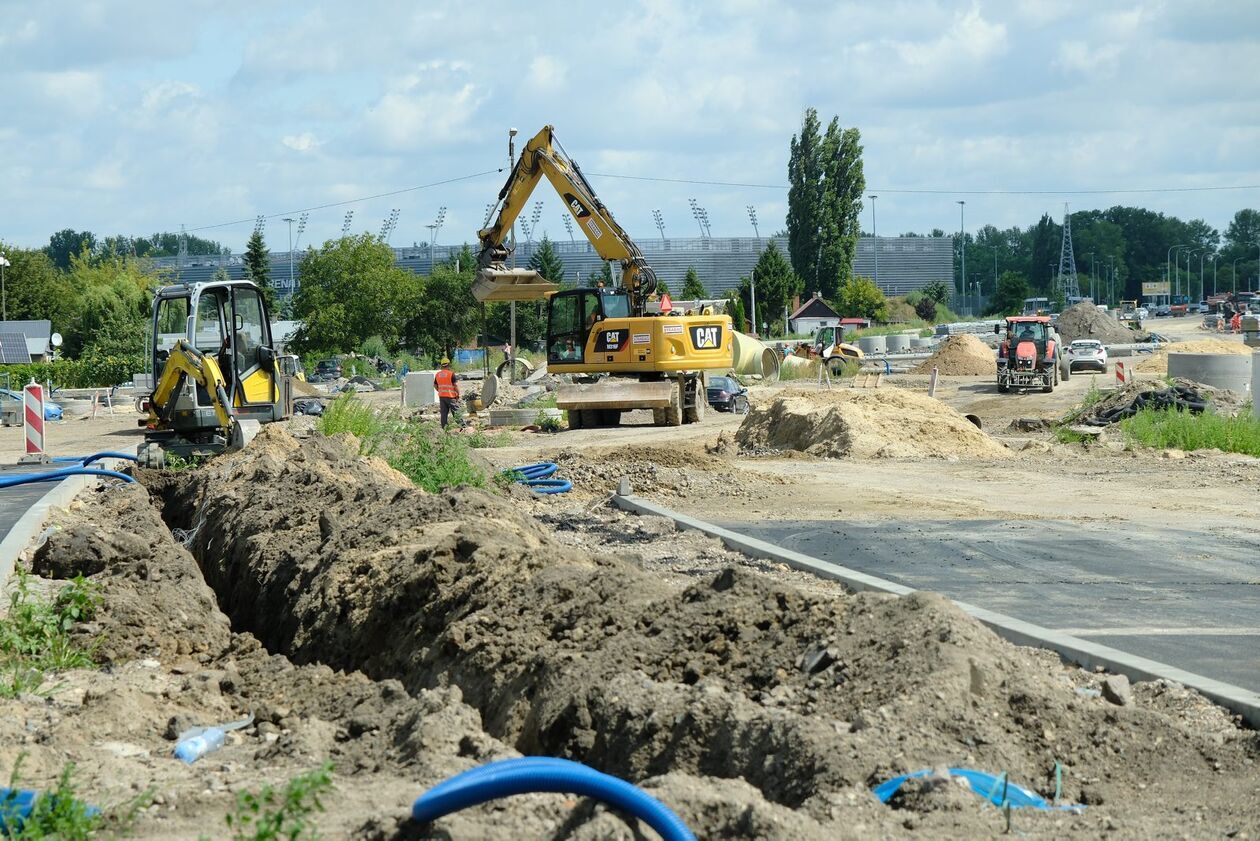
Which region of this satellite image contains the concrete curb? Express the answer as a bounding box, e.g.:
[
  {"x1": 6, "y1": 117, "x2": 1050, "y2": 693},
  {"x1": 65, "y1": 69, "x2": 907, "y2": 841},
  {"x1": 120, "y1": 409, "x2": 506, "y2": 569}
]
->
[
  {"x1": 0, "y1": 452, "x2": 138, "y2": 594},
  {"x1": 612, "y1": 493, "x2": 1260, "y2": 730}
]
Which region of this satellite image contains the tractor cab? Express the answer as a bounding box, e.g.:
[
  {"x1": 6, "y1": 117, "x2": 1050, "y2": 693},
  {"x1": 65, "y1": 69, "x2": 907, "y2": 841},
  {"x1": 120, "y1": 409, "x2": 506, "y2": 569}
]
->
[
  {"x1": 546, "y1": 287, "x2": 631, "y2": 365},
  {"x1": 996, "y1": 315, "x2": 1061, "y2": 393}
]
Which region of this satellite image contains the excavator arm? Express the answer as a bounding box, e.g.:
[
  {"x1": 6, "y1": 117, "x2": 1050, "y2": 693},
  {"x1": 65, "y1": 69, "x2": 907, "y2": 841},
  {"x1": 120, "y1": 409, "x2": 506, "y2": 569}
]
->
[
  {"x1": 147, "y1": 340, "x2": 234, "y2": 432},
  {"x1": 475, "y1": 125, "x2": 658, "y2": 311}
]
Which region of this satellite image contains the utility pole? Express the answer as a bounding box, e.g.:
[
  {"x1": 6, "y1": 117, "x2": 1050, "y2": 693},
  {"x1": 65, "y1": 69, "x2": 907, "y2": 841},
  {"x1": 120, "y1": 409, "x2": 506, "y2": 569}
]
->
[
  {"x1": 868, "y1": 195, "x2": 879, "y2": 290},
  {"x1": 508, "y1": 128, "x2": 518, "y2": 382},
  {"x1": 956, "y1": 201, "x2": 966, "y2": 303},
  {"x1": 0, "y1": 254, "x2": 9, "y2": 322},
  {"x1": 282, "y1": 217, "x2": 295, "y2": 294},
  {"x1": 1211, "y1": 254, "x2": 1217, "y2": 296},
  {"x1": 1057, "y1": 203, "x2": 1080, "y2": 301},
  {"x1": 750, "y1": 268, "x2": 757, "y2": 338}
]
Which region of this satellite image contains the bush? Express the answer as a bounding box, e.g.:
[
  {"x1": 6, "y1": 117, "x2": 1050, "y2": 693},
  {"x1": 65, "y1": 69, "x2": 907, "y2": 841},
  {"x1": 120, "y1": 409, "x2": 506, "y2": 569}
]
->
[
  {"x1": 388, "y1": 423, "x2": 488, "y2": 492},
  {"x1": 317, "y1": 394, "x2": 393, "y2": 456},
  {"x1": 1119, "y1": 406, "x2": 1260, "y2": 456},
  {"x1": 1, "y1": 571, "x2": 101, "y2": 698},
  {"x1": 0, "y1": 356, "x2": 146, "y2": 390}
]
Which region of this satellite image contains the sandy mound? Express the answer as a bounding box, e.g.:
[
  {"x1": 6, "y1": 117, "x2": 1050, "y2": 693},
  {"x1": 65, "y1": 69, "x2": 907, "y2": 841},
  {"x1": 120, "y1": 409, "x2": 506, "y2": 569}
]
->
[
  {"x1": 735, "y1": 388, "x2": 1012, "y2": 459},
  {"x1": 1057, "y1": 301, "x2": 1146, "y2": 344},
  {"x1": 1133, "y1": 339, "x2": 1252, "y2": 373},
  {"x1": 913, "y1": 334, "x2": 995, "y2": 376}
]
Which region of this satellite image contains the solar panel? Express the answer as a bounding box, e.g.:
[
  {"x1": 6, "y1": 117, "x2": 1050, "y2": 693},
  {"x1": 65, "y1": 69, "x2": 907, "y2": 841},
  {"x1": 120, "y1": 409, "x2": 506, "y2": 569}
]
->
[{"x1": 0, "y1": 333, "x2": 32, "y2": 364}]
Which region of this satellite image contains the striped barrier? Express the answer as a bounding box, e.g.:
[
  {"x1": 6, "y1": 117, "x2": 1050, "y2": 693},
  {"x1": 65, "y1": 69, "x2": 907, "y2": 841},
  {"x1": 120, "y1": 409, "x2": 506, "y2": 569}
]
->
[
  {"x1": 1115, "y1": 361, "x2": 1127, "y2": 385},
  {"x1": 23, "y1": 383, "x2": 45, "y2": 456}
]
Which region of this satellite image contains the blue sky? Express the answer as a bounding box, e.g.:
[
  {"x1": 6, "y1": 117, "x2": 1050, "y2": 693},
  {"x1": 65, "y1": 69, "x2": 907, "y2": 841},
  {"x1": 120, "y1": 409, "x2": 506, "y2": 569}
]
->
[{"x1": 2, "y1": 0, "x2": 1257, "y2": 253}]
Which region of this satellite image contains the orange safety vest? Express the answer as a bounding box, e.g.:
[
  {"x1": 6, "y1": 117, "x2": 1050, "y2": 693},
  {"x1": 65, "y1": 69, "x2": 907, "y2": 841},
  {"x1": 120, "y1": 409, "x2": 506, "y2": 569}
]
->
[{"x1": 434, "y1": 368, "x2": 459, "y2": 399}]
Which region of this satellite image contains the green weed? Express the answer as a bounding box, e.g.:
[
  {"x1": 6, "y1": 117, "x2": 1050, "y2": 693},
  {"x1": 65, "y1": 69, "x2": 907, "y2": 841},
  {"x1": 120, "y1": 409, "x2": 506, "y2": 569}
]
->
[
  {"x1": 0, "y1": 571, "x2": 101, "y2": 698},
  {"x1": 1119, "y1": 406, "x2": 1260, "y2": 456},
  {"x1": 465, "y1": 427, "x2": 509, "y2": 449},
  {"x1": 1054, "y1": 427, "x2": 1093, "y2": 445},
  {"x1": 0, "y1": 754, "x2": 146, "y2": 839},
  {"x1": 224, "y1": 763, "x2": 333, "y2": 841},
  {"x1": 162, "y1": 453, "x2": 204, "y2": 472},
  {"x1": 387, "y1": 423, "x2": 488, "y2": 493},
  {"x1": 535, "y1": 409, "x2": 563, "y2": 433},
  {"x1": 317, "y1": 394, "x2": 394, "y2": 456}
]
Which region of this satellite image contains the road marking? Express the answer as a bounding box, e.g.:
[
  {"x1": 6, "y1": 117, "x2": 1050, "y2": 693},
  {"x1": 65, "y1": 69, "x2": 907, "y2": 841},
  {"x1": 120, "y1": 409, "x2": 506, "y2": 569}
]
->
[{"x1": 1055, "y1": 627, "x2": 1260, "y2": 637}]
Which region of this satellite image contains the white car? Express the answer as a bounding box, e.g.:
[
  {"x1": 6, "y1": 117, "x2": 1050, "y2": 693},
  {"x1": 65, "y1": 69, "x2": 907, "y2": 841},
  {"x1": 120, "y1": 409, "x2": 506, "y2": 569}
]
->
[{"x1": 1067, "y1": 339, "x2": 1107, "y2": 373}]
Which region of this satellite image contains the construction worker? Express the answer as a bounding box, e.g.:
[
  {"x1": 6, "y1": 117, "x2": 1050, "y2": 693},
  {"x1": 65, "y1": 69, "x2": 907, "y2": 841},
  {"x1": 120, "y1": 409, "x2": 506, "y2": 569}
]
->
[{"x1": 434, "y1": 358, "x2": 461, "y2": 429}]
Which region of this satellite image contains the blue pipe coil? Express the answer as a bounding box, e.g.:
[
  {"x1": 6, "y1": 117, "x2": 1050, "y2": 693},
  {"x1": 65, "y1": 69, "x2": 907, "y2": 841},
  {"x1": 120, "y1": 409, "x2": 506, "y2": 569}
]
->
[
  {"x1": 412, "y1": 757, "x2": 695, "y2": 841},
  {"x1": 501, "y1": 462, "x2": 570, "y2": 494}
]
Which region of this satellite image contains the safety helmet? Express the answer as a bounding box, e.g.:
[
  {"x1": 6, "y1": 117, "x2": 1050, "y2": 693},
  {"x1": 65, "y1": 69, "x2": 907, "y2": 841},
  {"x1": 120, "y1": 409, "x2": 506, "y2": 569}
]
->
[{"x1": 440, "y1": 357, "x2": 451, "y2": 365}]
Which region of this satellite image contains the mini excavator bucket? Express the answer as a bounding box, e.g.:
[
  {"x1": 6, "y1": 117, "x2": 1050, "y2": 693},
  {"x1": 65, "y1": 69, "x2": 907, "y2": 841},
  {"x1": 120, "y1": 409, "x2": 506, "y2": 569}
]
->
[{"x1": 472, "y1": 267, "x2": 560, "y2": 303}]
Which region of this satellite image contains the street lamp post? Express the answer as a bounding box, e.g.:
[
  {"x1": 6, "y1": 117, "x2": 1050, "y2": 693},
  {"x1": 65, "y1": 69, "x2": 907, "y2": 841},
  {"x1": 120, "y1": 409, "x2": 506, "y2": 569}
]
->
[
  {"x1": 749, "y1": 268, "x2": 757, "y2": 338},
  {"x1": 1184, "y1": 250, "x2": 1196, "y2": 303},
  {"x1": 746, "y1": 205, "x2": 760, "y2": 240},
  {"x1": 1232, "y1": 257, "x2": 1244, "y2": 292},
  {"x1": 868, "y1": 195, "x2": 878, "y2": 290},
  {"x1": 0, "y1": 254, "x2": 9, "y2": 321},
  {"x1": 1088, "y1": 252, "x2": 1096, "y2": 300},
  {"x1": 1211, "y1": 254, "x2": 1217, "y2": 296},
  {"x1": 1198, "y1": 253, "x2": 1205, "y2": 302},
  {"x1": 508, "y1": 127, "x2": 518, "y2": 381},
  {"x1": 1167, "y1": 243, "x2": 1193, "y2": 300},
  {"x1": 956, "y1": 201, "x2": 966, "y2": 302},
  {"x1": 282, "y1": 218, "x2": 295, "y2": 294}
]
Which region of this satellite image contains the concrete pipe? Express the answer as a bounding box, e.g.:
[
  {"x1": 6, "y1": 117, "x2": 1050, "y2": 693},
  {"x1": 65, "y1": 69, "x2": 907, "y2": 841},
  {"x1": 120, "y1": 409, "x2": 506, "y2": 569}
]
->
[
  {"x1": 732, "y1": 331, "x2": 780, "y2": 377},
  {"x1": 857, "y1": 335, "x2": 887, "y2": 355},
  {"x1": 779, "y1": 354, "x2": 815, "y2": 375},
  {"x1": 1167, "y1": 353, "x2": 1252, "y2": 393},
  {"x1": 885, "y1": 333, "x2": 911, "y2": 353},
  {"x1": 910, "y1": 338, "x2": 932, "y2": 349}
]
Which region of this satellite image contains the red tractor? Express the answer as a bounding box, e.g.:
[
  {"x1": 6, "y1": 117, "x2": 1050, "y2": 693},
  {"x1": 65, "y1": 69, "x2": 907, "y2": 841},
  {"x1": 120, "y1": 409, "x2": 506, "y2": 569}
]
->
[{"x1": 995, "y1": 316, "x2": 1069, "y2": 393}]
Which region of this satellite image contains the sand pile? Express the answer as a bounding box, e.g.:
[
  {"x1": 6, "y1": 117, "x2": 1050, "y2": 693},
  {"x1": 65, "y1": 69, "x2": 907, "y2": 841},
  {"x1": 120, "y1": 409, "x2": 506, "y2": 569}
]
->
[
  {"x1": 735, "y1": 388, "x2": 1012, "y2": 459},
  {"x1": 912, "y1": 334, "x2": 995, "y2": 376},
  {"x1": 1134, "y1": 339, "x2": 1253, "y2": 373},
  {"x1": 1056, "y1": 302, "x2": 1146, "y2": 344}
]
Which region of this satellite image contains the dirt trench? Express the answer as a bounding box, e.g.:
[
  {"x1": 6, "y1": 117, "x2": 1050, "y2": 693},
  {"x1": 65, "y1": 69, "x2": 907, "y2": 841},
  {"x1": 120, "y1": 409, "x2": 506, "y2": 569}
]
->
[{"x1": 140, "y1": 425, "x2": 1260, "y2": 837}]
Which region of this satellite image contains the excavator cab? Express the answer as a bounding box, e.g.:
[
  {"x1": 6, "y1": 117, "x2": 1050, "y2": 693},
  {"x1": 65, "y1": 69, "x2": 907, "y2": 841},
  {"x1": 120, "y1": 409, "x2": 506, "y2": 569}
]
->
[
  {"x1": 545, "y1": 288, "x2": 630, "y2": 365},
  {"x1": 142, "y1": 279, "x2": 296, "y2": 466}
]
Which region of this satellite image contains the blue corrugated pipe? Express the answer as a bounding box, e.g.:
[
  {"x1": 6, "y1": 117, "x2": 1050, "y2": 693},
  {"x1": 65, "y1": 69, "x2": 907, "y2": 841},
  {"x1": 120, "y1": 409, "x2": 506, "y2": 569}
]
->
[
  {"x1": 52, "y1": 451, "x2": 139, "y2": 467},
  {"x1": 412, "y1": 757, "x2": 694, "y2": 840},
  {"x1": 0, "y1": 466, "x2": 135, "y2": 488},
  {"x1": 502, "y1": 462, "x2": 571, "y2": 494}
]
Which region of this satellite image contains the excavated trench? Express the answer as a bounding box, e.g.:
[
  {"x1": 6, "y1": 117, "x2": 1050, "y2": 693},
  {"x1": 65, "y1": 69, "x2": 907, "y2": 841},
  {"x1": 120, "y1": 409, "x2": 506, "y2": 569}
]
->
[{"x1": 142, "y1": 427, "x2": 1260, "y2": 834}]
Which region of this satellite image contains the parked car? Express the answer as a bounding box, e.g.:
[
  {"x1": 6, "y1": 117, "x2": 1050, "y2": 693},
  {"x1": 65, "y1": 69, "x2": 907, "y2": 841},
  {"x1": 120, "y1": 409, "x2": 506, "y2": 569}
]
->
[
  {"x1": 1066, "y1": 339, "x2": 1107, "y2": 373},
  {"x1": 1195, "y1": 302, "x2": 1210, "y2": 314},
  {"x1": 0, "y1": 389, "x2": 63, "y2": 421},
  {"x1": 1153, "y1": 305, "x2": 1172, "y2": 317},
  {"x1": 312, "y1": 359, "x2": 343, "y2": 381},
  {"x1": 706, "y1": 375, "x2": 749, "y2": 413}
]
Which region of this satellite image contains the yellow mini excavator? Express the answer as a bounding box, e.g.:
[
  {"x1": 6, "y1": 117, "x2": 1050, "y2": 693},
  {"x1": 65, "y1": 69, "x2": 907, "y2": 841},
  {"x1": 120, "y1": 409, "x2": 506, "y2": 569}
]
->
[
  {"x1": 474, "y1": 125, "x2": 734, "y2": 428},
  {"x1": 138, "y1": 278, "x2": 298, "y2": 467}
]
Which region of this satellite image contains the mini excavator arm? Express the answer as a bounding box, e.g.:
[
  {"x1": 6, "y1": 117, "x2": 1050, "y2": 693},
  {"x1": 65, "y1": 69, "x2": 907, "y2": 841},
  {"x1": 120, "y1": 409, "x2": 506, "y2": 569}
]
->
[
  {"x1": 475, "y1": 125, "x2": 659, "y2": 312},
  {"x1": 147, "y1": 340, "x2": 234, "y2": 432}
]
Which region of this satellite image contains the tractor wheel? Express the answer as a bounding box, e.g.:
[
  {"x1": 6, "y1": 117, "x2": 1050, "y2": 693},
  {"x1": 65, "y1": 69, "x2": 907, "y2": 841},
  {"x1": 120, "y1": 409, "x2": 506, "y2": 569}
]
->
[
  {"x1": 997, "y1": 377, "x2": 1009, "y2": 394},
  {"x1": 1060, "y1": 356, "x2": 1071, "y2": 381},
  {"x1": 682, "y1": 375, "x2": 705, "y2": 424},
  {"x1": 663, "y1": 378, "x2": 683, "y2": 426},
  {"x1": 1042, "y1": 372, "x2": 1054, "y2": 393}
]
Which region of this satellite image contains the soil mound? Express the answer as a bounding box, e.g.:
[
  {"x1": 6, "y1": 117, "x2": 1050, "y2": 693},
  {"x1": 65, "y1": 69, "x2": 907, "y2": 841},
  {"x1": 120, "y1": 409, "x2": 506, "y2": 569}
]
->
[
  {"x1": 1133, "y1": 339, "x2": 1252, "y2": 373},
  {"x1": 1056, "y1": 301, "x2": 1146, "y2": 344},
  {"x1": 735, "y1": 388, "x2": 1012, "y2": 459},
  {"x1": 912, "y1": 334, "x2": 995, "y2": 376}
]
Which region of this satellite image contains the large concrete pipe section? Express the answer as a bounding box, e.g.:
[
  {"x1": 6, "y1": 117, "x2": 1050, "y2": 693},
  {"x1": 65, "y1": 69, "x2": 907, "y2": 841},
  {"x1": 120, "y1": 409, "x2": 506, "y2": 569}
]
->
[
  {"x1": 1167, "y1": 352, "x2": 1252, "y2": 393},
  {"x1": 731, "y1": 331, "x2": 780, "y2": 378},
  {"x1": 857, "y1": 335, "x2": 887, "y2": 355},
  {"x1": 885, "y1": 333, "x2": 912, "y2": 353}
]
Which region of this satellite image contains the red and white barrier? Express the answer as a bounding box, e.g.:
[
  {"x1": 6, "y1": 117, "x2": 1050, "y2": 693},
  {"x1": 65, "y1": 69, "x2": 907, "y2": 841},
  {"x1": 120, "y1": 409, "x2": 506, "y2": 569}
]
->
[
  {"x1": 23, "y1": 382, "x2": 45, "y2": 455},
  {"x1": 1115, "y1": 361, "x2": 1127, "y2": 385}
]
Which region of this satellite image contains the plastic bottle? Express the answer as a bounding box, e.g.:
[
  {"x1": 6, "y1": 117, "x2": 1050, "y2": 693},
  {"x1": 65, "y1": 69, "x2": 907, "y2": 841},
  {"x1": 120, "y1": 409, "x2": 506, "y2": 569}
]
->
[{"x1": 173, "y1": 726, "x2": 226, "y2": 763}]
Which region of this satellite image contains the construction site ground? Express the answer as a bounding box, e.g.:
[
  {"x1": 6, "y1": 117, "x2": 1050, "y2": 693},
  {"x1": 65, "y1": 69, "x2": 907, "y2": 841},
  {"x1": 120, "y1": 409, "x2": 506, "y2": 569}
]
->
[{"x1": 2, "y1": 317, "x2": 1259, "y2": 838}]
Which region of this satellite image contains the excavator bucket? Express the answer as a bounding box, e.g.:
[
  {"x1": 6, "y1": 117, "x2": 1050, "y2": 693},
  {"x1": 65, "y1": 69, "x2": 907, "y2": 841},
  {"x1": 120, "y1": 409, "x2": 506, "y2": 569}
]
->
[
  {"x1": 471, "y1": 268, "x2": 560, "y2": 302},
  {"x1": 554, "y1": 381, "x2": 674, "y2": 411}
]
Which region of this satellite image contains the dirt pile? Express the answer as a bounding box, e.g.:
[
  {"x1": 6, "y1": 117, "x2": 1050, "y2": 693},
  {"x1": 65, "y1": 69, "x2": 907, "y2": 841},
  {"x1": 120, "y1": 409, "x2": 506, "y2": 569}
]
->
[
  {"x1": 546, "y1": 444, "x2": 773, "y2": 499},
  {"x1": 734, "y1": 388, "x2": 1012, "y2": 459},
  {"x1": 1056, "y1": 302, "x2": 1146, "y2": 344},
  {"x1": 1133, "y1": 338, "x2": 1253, "y2": 373},
  {"x1": 912, "y1": 334, "x2": 995, "y2": 376}
]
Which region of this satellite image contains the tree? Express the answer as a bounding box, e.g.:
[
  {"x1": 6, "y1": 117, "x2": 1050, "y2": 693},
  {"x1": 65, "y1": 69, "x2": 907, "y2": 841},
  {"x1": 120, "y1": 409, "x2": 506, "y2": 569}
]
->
[
  {"x1": 739, "y1": 241, "x2": 801, "y2": 331},
  {"x1": 62, "y1": 251, "x2": 160, "y2": 358},
  {"x1": 0, "y1": 246, "x2": 77, "y2": 329},
  {"x1": 817, "y1": 119, "x2": 865, "y2": 299},
  {"x1": 1223, "y1": 209, "x2": 1260, "y2": 290},
  {"x1": 986, "y1": 271, "x2": 1031, "y2": 316},
  {"x1": 835, "y1": 276, "x2": 886, "y2": 321},
  {"x1": 528, "y1": 235, "x2": 566, "y2": 284},
  {"x1": 921, "y1": 280, "x2": 951, "y2": 304},
  {"x1": 586, "y1": 261, "x2": 613, "y2": 287},
  {"x1": 656, "y1": 279, "x2": 669, "y2": 295},
  {"x1": 291, "y1": 235, "x2": 413, "y2": 354},
  {"x1": 786, "y1": 108, "x2": 824, "y2": 294},
  {"x1": 724, "y1": 290, "x2": 747, "y2": 333},
  {"x1": 45, "y1": 229, "x2": 97, "y2": 271},
  {"x1": 411, "y1": 257, "x2": 477, "y2": 360},
  {"x1": 681, "y1": 267, "x2": 706, "y2": 299},
  {"x1": 242, "y1": 231, "x2": 276, "y2": 311},
  {"x1": 914, "y1": 297, "x2": 937, "y2": 322}
]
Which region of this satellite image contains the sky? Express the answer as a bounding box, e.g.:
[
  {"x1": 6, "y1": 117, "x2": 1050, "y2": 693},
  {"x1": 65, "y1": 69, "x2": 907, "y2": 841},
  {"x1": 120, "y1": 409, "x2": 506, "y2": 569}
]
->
[{"x1": 2, "y1": 0, "x2": 1258, "y2": 254}]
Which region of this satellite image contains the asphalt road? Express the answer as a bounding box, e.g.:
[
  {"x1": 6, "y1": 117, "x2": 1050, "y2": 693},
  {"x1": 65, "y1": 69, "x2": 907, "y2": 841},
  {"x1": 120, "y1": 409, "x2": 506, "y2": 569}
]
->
[
  {"x1": 0, "y1": 462, "x2": 65, "y2": 547},
  {"x1": 722, "y1": 518, "x2": 1260, "y2": 694}
]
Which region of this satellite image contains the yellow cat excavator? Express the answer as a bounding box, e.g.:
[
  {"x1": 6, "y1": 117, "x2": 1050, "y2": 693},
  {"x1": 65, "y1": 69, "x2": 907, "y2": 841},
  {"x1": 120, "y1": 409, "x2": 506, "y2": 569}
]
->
[
  {"x1": 138, "y1": 278, "x2": 298, "y2": 467},
  {"x1": 474, "y1": 125, "x2": 733, "y2": 427}
]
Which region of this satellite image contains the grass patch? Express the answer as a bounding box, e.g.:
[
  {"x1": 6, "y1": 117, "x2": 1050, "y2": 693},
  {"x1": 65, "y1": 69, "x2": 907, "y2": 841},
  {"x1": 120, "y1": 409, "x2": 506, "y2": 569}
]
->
[
  {"x1": 317, "y1": 394, "x2": 391, "y2": 456},
  {"x1": 1054, "y1": 427, "x2": 1094, "y2": 445},
  {"x1": 224, "y1": 763, "x2": 333, "y2": 841},
  {"x1": 1119, "y1": 406, "x2": 1260, "y2": 456},
  {"x1": 0, "y1": 571, "x2": 101, "y2": 698}
]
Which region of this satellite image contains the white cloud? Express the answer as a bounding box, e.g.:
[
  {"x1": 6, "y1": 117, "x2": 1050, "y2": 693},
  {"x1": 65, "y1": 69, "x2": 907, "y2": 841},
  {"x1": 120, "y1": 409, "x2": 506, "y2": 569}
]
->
[
  {"x1": 142, "y1": 81, "x2": 200, "y2": 112},
  {"x1": 86, "y1": 159, "x2": 125, "y2": 190},
  {"x1": 1055, "y1": 40, "x2": 1123, "y2": 74},
  {"x1": 32, "y1": 70, "x2": 104, "y2": 113},
  {"x1": 363, "y1": 63, "x2": 484, "y2": 149},
  {"x1": 282, "y1": 132, "x2": 321, "y2": 153},
  {"x1": 526, "y1": 55, "x2": 566, "y2": 91}
]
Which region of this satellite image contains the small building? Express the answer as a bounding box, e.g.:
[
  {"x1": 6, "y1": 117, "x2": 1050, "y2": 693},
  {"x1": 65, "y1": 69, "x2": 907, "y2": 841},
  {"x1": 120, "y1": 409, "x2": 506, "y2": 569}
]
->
[
  {"x1": 788, "y1": 293, "x2": 841, "y2": 335},
  {"x1": 0, "y1": 320, "x2": 55, "y2": 362}
]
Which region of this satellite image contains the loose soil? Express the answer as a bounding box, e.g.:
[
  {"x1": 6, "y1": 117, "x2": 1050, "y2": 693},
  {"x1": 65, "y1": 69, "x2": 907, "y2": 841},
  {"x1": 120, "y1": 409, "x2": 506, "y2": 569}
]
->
[
  {"x1": 1056, "y1": 302, "x2": 1146, "y2": 345},
  {"x1": 1133, "y1": 338, "x2": 1253, "y2": 373},
  {"x1": 912, "y1": 334, "x2": 996, "y2": 376},
  {"x1": 735, "y1": 388, "x2": 1012, "y2": 460},
  {"x1": 5, "y1": 423, "x2": 1260, "y2": 838}
]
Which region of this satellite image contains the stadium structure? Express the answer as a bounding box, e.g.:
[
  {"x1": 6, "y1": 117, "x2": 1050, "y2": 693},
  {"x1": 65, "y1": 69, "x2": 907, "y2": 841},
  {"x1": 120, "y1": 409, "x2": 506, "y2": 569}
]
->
[{"x1": 151, "y1": 235, "x2": 953, "y2": 299}]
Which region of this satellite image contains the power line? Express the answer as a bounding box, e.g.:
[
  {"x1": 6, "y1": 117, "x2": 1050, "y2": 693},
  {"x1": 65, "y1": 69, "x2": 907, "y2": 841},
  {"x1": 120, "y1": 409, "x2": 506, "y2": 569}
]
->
[
  {"x1": 183, "y1": 169, "x2": 504, "y2": 233},
  {"x1": 587, "y1": 171, "x2": 1260, "y2": 196}
]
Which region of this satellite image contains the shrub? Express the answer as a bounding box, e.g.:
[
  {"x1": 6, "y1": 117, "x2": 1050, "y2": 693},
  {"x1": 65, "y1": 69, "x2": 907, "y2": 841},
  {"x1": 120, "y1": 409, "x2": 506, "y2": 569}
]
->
[
  {"x1": 0, "y1": 571, "x2": 101, "y2": 698},
  {"x1": 388, "y1": 423, "x2": 487, "y2": 492},
  {"x1": 1119, "y1": 406, "x2": 1260, "y2": 456}
]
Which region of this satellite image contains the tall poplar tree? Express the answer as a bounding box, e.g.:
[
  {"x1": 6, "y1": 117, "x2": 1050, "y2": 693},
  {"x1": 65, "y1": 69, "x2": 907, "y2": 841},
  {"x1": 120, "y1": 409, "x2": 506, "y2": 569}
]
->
[
  {"x1": 786, "y1": 108, "x2": 823, "y2": 295},
  {"x1": 818, "y1": 119, "x2": 865, "y2": 299}
]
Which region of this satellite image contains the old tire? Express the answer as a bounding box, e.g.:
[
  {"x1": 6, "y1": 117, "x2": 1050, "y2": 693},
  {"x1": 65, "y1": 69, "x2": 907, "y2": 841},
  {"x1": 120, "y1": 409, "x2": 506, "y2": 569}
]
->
[{"x1": 663, "y1": 379, "x2": 683, "y2": 426}]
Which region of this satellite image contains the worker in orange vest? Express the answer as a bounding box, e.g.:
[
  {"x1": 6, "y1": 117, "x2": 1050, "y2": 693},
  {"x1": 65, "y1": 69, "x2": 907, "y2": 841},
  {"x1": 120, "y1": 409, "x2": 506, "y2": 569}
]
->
[{"x1": 434, "y1": 357, "x2": 461, "y2": 429}]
